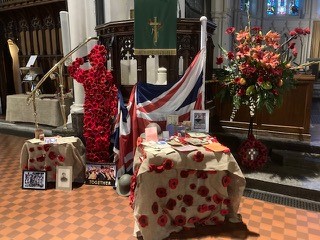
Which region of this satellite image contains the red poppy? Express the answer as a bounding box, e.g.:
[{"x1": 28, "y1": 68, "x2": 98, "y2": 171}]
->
[
  {"x1": 223, "y1": 199, "x2": 231, "y2": 205},
  {"x1": 156, "y1": 187, "x2": 167, "y2": 198},
  {"x1": 208, "y1": 204, "x2": 216, "y2": 211},
  {"x1": 151, "y1": 202, "x2": 158, "y2": 214},
  {"x1": 58, "y1": 155, "x2": 65, "y2": 162},
  {"x1": 196, "y1": 171, "x2": 208, "y2": 179},
  {"x1": 222, "y1": 175, "x2": 231, "y2": 187},
  {"x1": 44, "y1": 165, "x2": 52, "y2": 171},
  {"x1": 148, "y1": 164, "x2": 156, "y2": 172},
  {"x1": 168, "y1": 178, "x2": 178, "y2": 189},
  {"x1": 166, "y1": 198, "x2": 177, "y2": 210},
  {"x1": 174, "y1": 215, "x2": 186, "y2": 226},
  {"x1": 181, "y1": 207, "x2": 186, "y2": 213},
  {"x1": 157, "y1": 214, "x2": 168, "y2": 227},
  {"x1": 188, "y1": 216, "x2": 200, "y2": 224},
  {"x1": 29, "y1": 158, "x2": 35, "y2": 163},
  {"x1": 193, "y1": 151, "x2": 204, "y2": 162},
  {"x1": 182, "y1": 194, "x2": 193, "y2": 206},
  {"x1": 197, "y1": 186, "x2": 209, "y2": 197},
  {"x1": 29, "y1": 147, "x2": 34, "y2": 152},
  {"x1": 48, "y1": 151, "x2": 56, "y2": 160},
  {"x1": 189, "y1": 183, "x2": 196, "y2": 190},
  {"x1": 162, "y1": 158, "x2": 174, "y2": 170},
  {"x1": 220, "y1": 209, "x2": 229, "y2": 216},
  {"x1": 36, "y1": 156, "x2": 45, "y2": 162},
  {"x1": 44, "y1": 144, "x2": 51, "y2": 152},
  {"x1": 180, "y1": 170, "x2": 189, "y2": 178},
  {"x1": 197, "y1": 204, "x2": 208, "y2": 213},
  {"x1": 155, "y1": 165, "x2": 165, "y2": 173},
  {"x1": 138, "y1": 215, "x2": 148, "y2": 228},
  {"x1": 212, "y1": 194, "x2": 223, "y2": 204},
  {"x1": 37, "y1": 146, "x2": 42, "y2": 151}
]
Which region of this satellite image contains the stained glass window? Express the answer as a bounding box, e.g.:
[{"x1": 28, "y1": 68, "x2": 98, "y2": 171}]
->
[{"x1": 266, "y1": 0, "x2": 300, "y2": 16}]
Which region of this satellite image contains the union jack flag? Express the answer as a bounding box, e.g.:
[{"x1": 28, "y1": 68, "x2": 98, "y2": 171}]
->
[{"x1": 113, "y1": 49, "x2": 206, "y2": 177}]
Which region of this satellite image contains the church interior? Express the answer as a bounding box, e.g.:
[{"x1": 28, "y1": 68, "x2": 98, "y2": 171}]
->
[{"x1": 0, "y1": 0, "x2": 319, "y2": 239}]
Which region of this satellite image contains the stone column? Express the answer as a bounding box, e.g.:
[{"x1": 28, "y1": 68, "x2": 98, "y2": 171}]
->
[{"x1": 67, "y1": 0, "x2": 96, "y2": 118}]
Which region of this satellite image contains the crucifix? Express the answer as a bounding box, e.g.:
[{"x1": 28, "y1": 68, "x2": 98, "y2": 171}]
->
[{"x1": 148, "y1": 17, "x2": 162, "y2": 46}]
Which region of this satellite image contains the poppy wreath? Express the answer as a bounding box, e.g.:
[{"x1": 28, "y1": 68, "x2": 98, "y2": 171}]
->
[
  {"x1": 238, "y1": 133, "x2": 268, "y2": 170},
  {"x1": 68, "y1": 45, "x2": 118, "y2": 163}
]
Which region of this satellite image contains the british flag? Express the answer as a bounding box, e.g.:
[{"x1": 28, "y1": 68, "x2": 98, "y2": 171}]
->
[{"x1": 113, "y1": 49, "x2": 206, "y2": 177}]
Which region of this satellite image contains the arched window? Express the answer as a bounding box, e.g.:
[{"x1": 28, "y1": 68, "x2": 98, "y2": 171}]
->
[{"x1": 267, "y1": 0, "x2": 301, "y2": 16}]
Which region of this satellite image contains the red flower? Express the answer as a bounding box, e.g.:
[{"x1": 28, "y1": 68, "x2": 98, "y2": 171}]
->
[
  {"x1": 181, "y1": 207, "x2": 186, "y2": 213},
  {"x1": 223, "y1": 199, "x2": 231, "y2": 205},
  {"x1": 44, "y1": 144, "x2": 51, "y2": 152},
  {"x1": 166, "y1": 198, "x2": 177, "y2": 210},
  {"x1": 148, "y1": 164, "x2": 156, "y2": 172},
  {"x1": 188, "y1": 216, "x2": 200, "y2": 224},
  {"x1": 37, "y1": 146, "x2": 42, "y2": 151},
  {"x1": 196, "y1": 171, "x2": 208, "y2": 179},
  {"x1": 44, "y1": 165, "x2": 52, "y2": 171},
  {"x1": 48, "y1": 151, "x2": 56, "y2": 160},
  {"x1": 156, "y1": 187, "x2": 167, "y2": 198},
  {"x1": 174, "y1": 215, "x2": 186, "y2": 226},
  {"x1": 36, "y1": 156, "x2": 45, "y2": 162},
  {"x1": 208, "y1": 204, "x2": 216, "y2": 211},
  {"x1": 29, "y1": 158, "x2": 35, "y2": 163},
  {"x1": 227, "y1": 51, "x2": 235, "y2": 60},
  {"x1": 58, "y1": 155, "x2": 65, "y2": 162},
  {"x1": 212, "y1": 194, "x2": 223, "y2": 204},
  {"x1": 193, "y1": 151, "x2": 204, "y2": 162},
  {"x1": 189, "y1": 183, "x2": 196, "y2": 190},
  {"x1": 168, "y1": 178, "x2": 178, "y2": 189},
  {"x1": 183, "y1": 194, "x2": 193, "y2": 206},
  {"x1": 220, "y1": 209, "x2": 229, "y2": 216},
  {"x1": 222, "y1": 175, "x2": 231, "y2": 187},
  {"x1": 197, "y1": 204, "x2": 208, "y2": 213},
  {"x1": 197, "y1": 186, "x2": 209, "y2": 197},
  {"x1": 180, "y1": 170, "x2": 189, "y2": 178},
  {"x1": 163, "y1": 158, "x2": 174, "y2": 170},
  {"x1": 138, "y1": 215, "x2": 148, "y2": 228},
  {"x1": 151, "y1": 202, "x2": 158, "y2": 214},
  {"x1": 29, "y1": 147, "x2": 34, "y2": 152},
  {"x1": 155, "y1": 165, "x2": 165, "y2": 173},
  {"x1": 157, "y1": 214, "x2": 168, "y2": 227},
  {"x1": 225, "y1": 27, "x2": 235, "y2": 34}
]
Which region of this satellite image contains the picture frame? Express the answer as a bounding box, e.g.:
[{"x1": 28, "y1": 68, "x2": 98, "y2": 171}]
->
[
  {"x1": 85, "y1": 163, "x2": 116, "y2": 186},
  {"x1": 190, "y1": 110, "x2": 210, "y2": 133},
  {"x1": 22, "y1": 170, "x2": 47, "y2": 190},
  {"x1": 56, "y1": 166, "x2": 73, "y2": 191}
]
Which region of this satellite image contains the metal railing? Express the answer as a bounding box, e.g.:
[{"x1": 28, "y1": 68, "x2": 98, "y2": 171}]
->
[{"x1": 27, "y1": 36, "x2": 98, "y2": 132}]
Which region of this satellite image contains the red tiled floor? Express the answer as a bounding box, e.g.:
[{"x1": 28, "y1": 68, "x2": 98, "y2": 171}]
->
[{"x1": 0, "y1": 133, "x2": 319, "y2": 240}]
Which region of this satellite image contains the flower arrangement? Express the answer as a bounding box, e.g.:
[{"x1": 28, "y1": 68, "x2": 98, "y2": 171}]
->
[
  {"x1": 216, "y1": 11, "x2": 311, "y2": 121},
  {"x1": 68, "y1": 45, "x2": 118, "y2": 163}
]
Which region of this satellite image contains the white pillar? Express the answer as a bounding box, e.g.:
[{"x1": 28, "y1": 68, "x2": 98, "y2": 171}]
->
[
  {"x1": 177, "y1": 0, "x2": 185, "y2": 18},
  {"x1": 67, "y1": 0, "x2": 93, "y2": 117}
]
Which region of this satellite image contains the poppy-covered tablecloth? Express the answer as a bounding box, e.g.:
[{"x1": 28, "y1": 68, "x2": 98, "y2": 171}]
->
[
  {"x1": 20, "y1": 137, "x2": 86, "y2": 182},
  {"x1": 131, "y1": 138, "x2": 246, "y2": 240}
]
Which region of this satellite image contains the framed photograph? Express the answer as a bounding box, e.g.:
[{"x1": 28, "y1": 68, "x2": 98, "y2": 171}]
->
[
  {"x1": 85, "y1": 163, "x2": 116, "y2": 186},
  {"x1": 22, "y1": 170, "x2": 47, "y2": 190},
  {"x1": 190, "y1": 110, "x2": 210, "y2": 133},
  {"x1": 56, "y1": 166, "x2": 73, "y2": 191}
]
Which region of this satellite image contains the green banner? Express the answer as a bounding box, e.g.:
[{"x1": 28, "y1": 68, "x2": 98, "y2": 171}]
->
[{"x1": 134, "y1": 0, "x2": 177, "y2": 55}]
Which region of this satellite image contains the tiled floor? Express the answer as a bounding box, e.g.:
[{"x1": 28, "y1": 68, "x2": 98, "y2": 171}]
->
[{"x1": 0, "y1": 133, "x2": 319, "y2": 240}]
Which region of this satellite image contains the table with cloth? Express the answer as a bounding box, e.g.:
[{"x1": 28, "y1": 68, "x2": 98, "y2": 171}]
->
[
  {"x1": 131, "y1": 135, "x2": 246, "y2": 240},
  {"x1": 20, "y1": 137, "x2": 86, "y2": 182}
]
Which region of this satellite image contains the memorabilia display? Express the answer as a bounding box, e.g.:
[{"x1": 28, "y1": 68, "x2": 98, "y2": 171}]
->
[
  {"x1": 22, "y1": 170, "x2": 47, "y2": 190},
  {"x1": 56, "y1": 166, "x2": 73, "y2": 191},
  {"x1": 85, "y1": 163, "x2": 116, "y2": 186}
]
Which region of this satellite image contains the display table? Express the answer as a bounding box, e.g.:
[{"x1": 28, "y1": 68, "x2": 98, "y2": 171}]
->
[
  {"x1": 20, "y1": 137, "x2": 86, "y2": 182},
  {"x1": 131, "y1": 135, "x2": 246, "y2": 240},
  {"x1": 6, "y1": 94, "x2": 72, "y2": 127}
]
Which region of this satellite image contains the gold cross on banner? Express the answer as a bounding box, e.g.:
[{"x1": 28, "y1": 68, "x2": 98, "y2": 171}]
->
[{"x1": 148, "y1": 17, "x2": 162, "y2": 46}]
